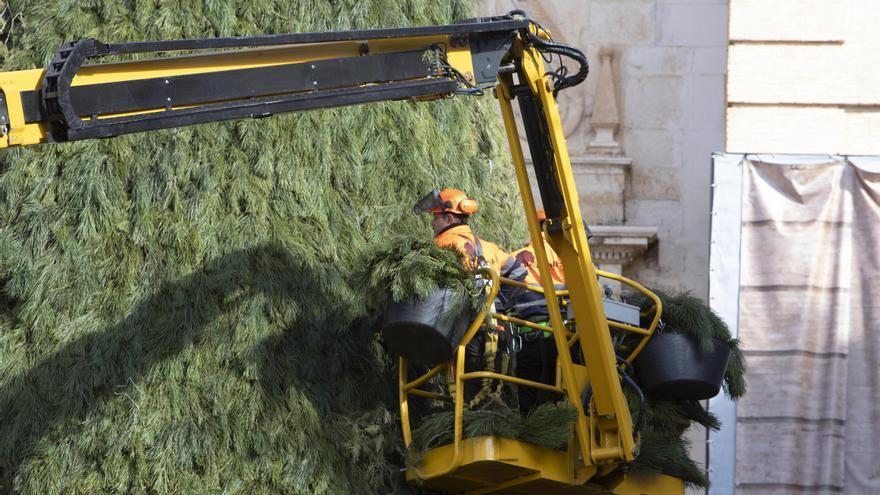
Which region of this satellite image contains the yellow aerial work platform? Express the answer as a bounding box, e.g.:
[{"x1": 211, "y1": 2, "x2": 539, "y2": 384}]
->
[
  {"x1": 393, "y1": 31, "x2": 677, "y2": 491},
  {"x1": 412, "y1": 436, "x2": 684, "y2": 494},
  {"x1": 398, "y1": 268, "x2": 678, "y2": 494}
]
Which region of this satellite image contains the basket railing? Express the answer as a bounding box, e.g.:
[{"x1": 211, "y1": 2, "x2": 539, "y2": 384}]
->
[{"x1": 398, "y1": 266, "x2": 662, "y2": 480}]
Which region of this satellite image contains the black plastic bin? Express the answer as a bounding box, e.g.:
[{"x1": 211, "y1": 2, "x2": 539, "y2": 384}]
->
[
  {"x1": 634, "y1": 333, "x2": 732, "y2": 401},
  {"x1": 380, "y1": 287, "x2": 475, "y2": 366}
]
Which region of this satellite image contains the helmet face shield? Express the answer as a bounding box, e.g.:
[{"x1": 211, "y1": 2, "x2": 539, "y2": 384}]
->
[{"x1": 413, "y1": 189, "x2": 443, "y2": 214}]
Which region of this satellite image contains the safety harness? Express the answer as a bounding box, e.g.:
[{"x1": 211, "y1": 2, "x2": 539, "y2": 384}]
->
[
  {"x1": 447, "y1": 232, "x2": 515, "y2": 409},
  {"x1": 456, "y1": 233, "x2": 488, "y2": 271}
]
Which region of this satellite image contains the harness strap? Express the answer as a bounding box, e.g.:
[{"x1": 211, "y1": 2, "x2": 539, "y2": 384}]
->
[{"x1": 457, "y1": 233, "x2": 489, "y2": 270}]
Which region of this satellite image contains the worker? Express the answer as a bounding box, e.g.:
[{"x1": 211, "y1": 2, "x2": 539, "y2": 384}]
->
[
  {"x1": 413, "y1": 188, "x2": 528, "y2": 299},
  {"x1": 414, "y1": 188, "x2": 528, "y2": 405},
  {"x1": 509, "y1": 208, "x2": 568, "y2": 413}
]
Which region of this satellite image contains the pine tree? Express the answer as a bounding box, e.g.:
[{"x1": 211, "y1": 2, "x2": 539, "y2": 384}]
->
[
  {"x1": 0, "y1": 1, "x2": 746, "y2": 492},
  {"x1": 0, "y1": 1, "x2": 525, "y2": 492}
]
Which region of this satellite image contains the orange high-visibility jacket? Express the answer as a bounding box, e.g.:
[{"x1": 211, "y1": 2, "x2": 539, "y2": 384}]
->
[
  {"x1": 508, "y1": 235, "x2": 567, "y2": 319},
  {"x1": 511, "y1": 235, "x2": 566, "y2": 287},
  {"x1": 434, "y1": 224, "x2": 529, "y2": 313},
  {"x1": 434, "y1": 224, "x2": 513, "y2": 274}
]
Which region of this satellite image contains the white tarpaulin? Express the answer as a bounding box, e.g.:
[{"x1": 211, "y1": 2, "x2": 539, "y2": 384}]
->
[{"x1": 711, "y1": 154, "x2": 880, "y2": 494}]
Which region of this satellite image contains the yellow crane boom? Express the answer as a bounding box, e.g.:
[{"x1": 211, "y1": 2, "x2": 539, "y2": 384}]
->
[{"x1": 0, "y1": 11, "x2": 677, "y2": 494}]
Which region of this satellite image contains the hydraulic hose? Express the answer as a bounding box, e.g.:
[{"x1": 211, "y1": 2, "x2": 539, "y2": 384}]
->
[
  {"x1": 620, "y1": 371, "x2": 646, "y2": 442},
  {"x1": 580, "y1": 357, "x2": 647, "y2": 444},
  {"x1": 507, "y1": 10, "x2": 590, "y2": 96}
]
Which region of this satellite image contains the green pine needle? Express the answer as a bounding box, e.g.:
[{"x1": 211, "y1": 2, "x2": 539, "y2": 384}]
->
[
  {"x1": 630, "y1": 290, "x2": 747, "y2": 399},
  {"x1": 0, "y1": 1, "x2": 527, "y2": 493},
  {"x1": 624, "y1": 289, "x2": 748, "y2": 487},
  {"x1": 409, "y1": 402, "x2": 577, "y2": 455}
]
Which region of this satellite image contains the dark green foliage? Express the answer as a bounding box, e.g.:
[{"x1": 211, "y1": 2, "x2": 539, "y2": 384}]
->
[
  {"x1": 626, "y1": 290, "x2": 748, "y2": 487},
  {"x1": 631, "y1": 290, "x2": 746, "y2": 399},
  {"x1": 629, "y1": 397, "x2": 717, "y2": 487},
  {"x1": 412, "y1": 409, "x2": 517, "y2": 452},
  {"x1": 410, "y1": 402, "x2": 578, "y2": 454},
  {"x1": 633, "y1": 428, "x2": 707, "y2": 487},
  {"x1": 642, "y1": 400, "x2": 720, "y2": 433},
  {"x1": 360, "y1": 234, "x2": 477, "y2": 307},
  {"x1": 0, "y1": 1, "x2": 527, "y2": 493},
  {"x1": 517, "y1": 402, "x2": 578, "y2": 449}
]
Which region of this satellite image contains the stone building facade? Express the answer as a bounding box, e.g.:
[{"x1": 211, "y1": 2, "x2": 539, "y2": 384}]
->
[
  {"x1": 727, "y1": 0, "x2": 880, "y2": 154},
  {"x1": 716, "y1": 2, "x2": 880, "y2": 495},
  {"x1": 477, "y1": 2, "x2": 729, "y2": 491},
  {"x1": 479, "y1": 0, "x2": 728, "y2": 299}
]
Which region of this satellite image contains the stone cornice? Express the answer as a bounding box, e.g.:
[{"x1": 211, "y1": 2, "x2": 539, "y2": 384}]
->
[
  {"x1": 569, "y1": 155, "x2": 632, "y2": 168},
  {"x1": 527, "y1": 155, "x2": 633, "y2": 168},
  {"x1": 588, "y1": 225, "x2": 658, "y2": 265}
]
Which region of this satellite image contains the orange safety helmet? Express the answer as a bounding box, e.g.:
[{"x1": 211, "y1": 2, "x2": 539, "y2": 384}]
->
[{"x1": 413, "y1": 188, "x2": 479, "y2": 215}]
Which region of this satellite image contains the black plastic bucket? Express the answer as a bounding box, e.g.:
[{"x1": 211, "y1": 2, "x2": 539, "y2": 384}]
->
[
  {"x1": 380, "y1": 287, "x2": 475, "y2": 366},
  {"x1": 634, "y1": 333, "x2": 732, "y2": 400}
]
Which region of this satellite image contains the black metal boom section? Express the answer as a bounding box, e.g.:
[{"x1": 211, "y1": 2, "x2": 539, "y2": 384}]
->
[{"x1": 22, "y1": 16, "x2": 528, "y2": 143}]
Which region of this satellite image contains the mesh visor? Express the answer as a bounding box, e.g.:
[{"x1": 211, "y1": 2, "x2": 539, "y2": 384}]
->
[{"x1": 412, "y1": 188, "x2": 442, "y2": 213}]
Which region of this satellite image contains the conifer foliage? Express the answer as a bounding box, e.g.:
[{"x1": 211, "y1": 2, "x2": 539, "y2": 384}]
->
[{"x1": 0, "y1": 1, "x2": 526, "y2": 493}]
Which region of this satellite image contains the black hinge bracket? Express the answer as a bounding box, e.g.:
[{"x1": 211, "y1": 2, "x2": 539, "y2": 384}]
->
[{"x1": 0, "y1": 91, "x2": 10, "y2": 135}]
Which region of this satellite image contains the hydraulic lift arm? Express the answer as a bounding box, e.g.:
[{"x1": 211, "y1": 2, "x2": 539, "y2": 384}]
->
[
  {"x1": 0, "y1": 11, "x2": 646, "y2": 489},
  {"x1": 0, "y1": 15, "x2": 533, "y2": 146}
]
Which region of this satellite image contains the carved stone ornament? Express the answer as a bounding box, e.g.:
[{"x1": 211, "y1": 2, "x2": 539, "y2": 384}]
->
[{"x1": 587, "y1": 47, "x2": 622, "y2": 155}]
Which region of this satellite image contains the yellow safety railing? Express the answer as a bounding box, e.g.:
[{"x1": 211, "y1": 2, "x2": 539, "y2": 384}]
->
[
  {"x1": 594, "y1": 269, "x2": 663, "y2": 363},
  {"x1": 398, "y1": 265, "x2": 663, "y2": 481},
  {"x1": 399, "y1": 267, "x2": 502, "y2": 480}
]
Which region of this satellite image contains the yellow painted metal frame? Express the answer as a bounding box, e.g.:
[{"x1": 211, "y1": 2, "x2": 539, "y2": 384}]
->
[
  {"x1": 398, "y1": 267, "x2": 664, "y2": 492},
  {"x1": 409, "y1": 436, "x2": 684, "y2": 494},
  {"x1": 400, "y1": 30, "x2": 668, "y2": 492},
  {"x1": 501, "y1": 272, "x2": 662, "y2": 362},
  {"x1": 0, "y1": 69, "x2": 47, "y2": 147},
  {"x1": 399, "y1": 266, "x2": 503, "y2": 479},
  {"x1": 500, "y1": 33, "x2": 636, "y2": 464},
  {"x1": 595, "y1": 269, "x2": 662, "y2": 362},
  {"x1": 0, "y1": 35, "x2": 473, "y2": 148}
]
